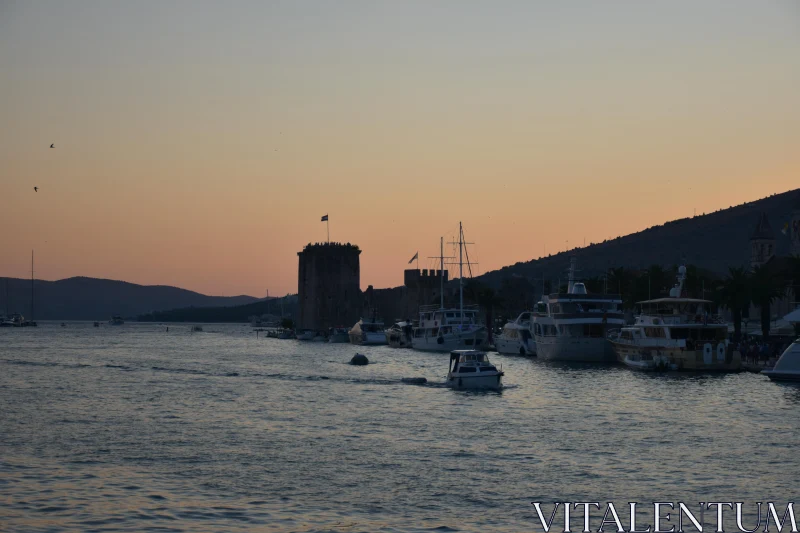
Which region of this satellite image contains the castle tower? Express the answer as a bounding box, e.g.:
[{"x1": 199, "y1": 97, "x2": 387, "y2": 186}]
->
[
  {"x1": 297, "y1": 243, "x2": 361, "y2": 331},
  {"x1": 750, "y1": 212, "x2": 775, "y2": 270},
  {"x1": 404, "y1": 268, "x2": 448, "y2": 317},
  {"x1": 791, "y1": 193, "x2": 800, "y2": 258}
]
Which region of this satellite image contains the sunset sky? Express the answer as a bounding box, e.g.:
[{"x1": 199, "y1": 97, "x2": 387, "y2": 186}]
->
[{"x1": 1, "y1": 2, "x2": 799, "y2": 297}]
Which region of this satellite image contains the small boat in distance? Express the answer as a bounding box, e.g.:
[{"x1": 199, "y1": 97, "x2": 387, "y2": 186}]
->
[
  {"x1": 349, "y1": 316, "x2": 387, "y2": 345},
  {"x1": 109, "y1": 315, "x2": 124, "y2": 325},
  {"x1": 0, "y1": 315, "x2": 13, "y2": 327},
  {"x1": 93, "y1": 322, "x2": 100, "y2": 327},
  {"x1": 761, "y1": 339, "x2": 800, "y2": 382},
  {"x1": 296, "y1": 329, "x2": 315, "y2": 341},
  {"x1": 446, "y1": 350, "x2": 504, "y2": 391},
  {"x1": 495, "y1": 311, "x2": 535, "y2": 356},
  {"x1": 328, "y1": 327, "x2": 350, "y2": 343}
]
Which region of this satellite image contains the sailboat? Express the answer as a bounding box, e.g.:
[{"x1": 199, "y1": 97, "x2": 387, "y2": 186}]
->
[
  {"x1": 24, "y1": 251, "x2": 37, "y2": 327},
  {"x1": 411, "y1": 223, "x2": 488, "y2": 352}
]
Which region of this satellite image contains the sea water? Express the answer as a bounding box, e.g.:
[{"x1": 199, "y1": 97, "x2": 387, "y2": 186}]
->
[{"x1": 1, "y1": 323, "x2": 798, "y2": 532}]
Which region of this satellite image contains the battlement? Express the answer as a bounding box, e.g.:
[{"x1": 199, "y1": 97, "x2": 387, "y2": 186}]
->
[
  {"x1": 298, "y1": 242, "x2": 361, "y2": 256},
  {"x1": 404, "y1": 269, "x2": 448, "y2": 287}
]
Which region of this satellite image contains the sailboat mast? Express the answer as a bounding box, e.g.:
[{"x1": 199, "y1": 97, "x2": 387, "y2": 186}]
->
[
  {"x1": 30, "y1": 250, "x2": 34, "y2": 321},
  {"x1": 439, "y1": 237, "x2": 444, "y2": 309},
  {"x1": 459, "y1": 222, "x2": 463, "y2": 325}
]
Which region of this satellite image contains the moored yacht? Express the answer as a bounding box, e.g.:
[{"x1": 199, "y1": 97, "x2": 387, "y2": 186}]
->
[
  {"x1": 762, "y1": 339, "x2": 800, "y2": 381},
  {"x1": 608, "y1": 265, "x2": 740, "y2": 372},
  {"x1": 446, "y1": 350, "x2": 504, "y2": 390},
  {"x1": 385, "y1": 320, "x2": 413, "y2": 348},
  {"x1": 495, "y1": 311, "x2": 535, "y2": 355},
  {"x1": 328, "y1": 327, "x2": 350, "y2": 343},
  {"x1": 532, "y1": 258, "x2": 624, "y2": 362},
  {"x1": 296, "y1": 329, "x2": 315, "y2": 341},
  {"x1": 412, "y1": 304, "x2": 488, "y2": 352},
  {"x1": 349, "y1": 317, "x2": 387, "y2": 345},
  {"x1": 411, "y1": 224, "x2": 489, "y2": 353}
]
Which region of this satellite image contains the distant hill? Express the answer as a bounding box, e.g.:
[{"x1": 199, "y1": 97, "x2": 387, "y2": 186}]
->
[
  {"x1": 137, "y1": 295, "x2": 298, "y2": 323},
  {"x1": 477, "y1": 188, "x2": 800, "y2": 289},
  {"x1": 0, "y1": 276, "x2": 259, "y2": 320}
]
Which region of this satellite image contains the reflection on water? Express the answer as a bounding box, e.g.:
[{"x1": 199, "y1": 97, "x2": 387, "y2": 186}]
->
[{"x1": 1, "y1": 323, "x2": 798, "y2": 532}]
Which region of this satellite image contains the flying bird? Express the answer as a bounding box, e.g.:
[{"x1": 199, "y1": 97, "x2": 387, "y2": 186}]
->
[
  {"x1": 34, "y1": 187, "x2": 38, "y2": 192},
  {"x1": 50, "y1": 144, "x2": 54, "y2": 148}
]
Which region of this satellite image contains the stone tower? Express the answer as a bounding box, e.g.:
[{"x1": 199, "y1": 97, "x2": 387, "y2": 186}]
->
[
  {"x1": 297, "y1": 243, "x2": 361, "y2": 331},
  {"x1": 750, "y1": 212, "x2": 775, "y2": 270},
  {"x1": 791, "y1": 193, "x2": 800, "y2": 258},
  {"x1": 404, "y1": 268, "x2": 448, "y2": 317}
]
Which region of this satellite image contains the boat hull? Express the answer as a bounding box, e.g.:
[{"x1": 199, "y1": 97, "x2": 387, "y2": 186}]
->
[
  {"x1": 412, "y1": 330, "x2": 489, "y2": 353},
  {"x1": 296, "y1": 331, "x2": 315, "y2": 341},
  {"x1": 495, "y1": 336, "x2": 534, "y2": 356},
  {"x1": 328, "y1": 333, "x2": 350, "y2": 343},
  {"x1": 349, "y1": 332, "x2": 387, "y2": 346},
  {"x1": 762, "y1": 371, "x2": 800, "y2": 382},
  {"x1": 446, "y1": 372, "x2": 503, "y2": 390},
  {"x1": 534, "y1": 336, "x2": 614, "y2": 362},
  {"x1": 610, "y1": 342, "x2": 741, "y2": 372}
]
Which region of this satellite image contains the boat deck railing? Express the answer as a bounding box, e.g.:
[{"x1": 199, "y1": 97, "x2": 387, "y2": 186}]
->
[{"x1": 418, "y1": 304, "x2": 480, "y2": 313}]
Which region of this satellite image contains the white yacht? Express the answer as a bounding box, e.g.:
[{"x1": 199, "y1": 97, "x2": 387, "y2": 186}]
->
[
  {"x1": 532, "y1": 258, "x2": 624, "y2": 362},
  {"x1": 0, "y1": 315, "x2": 14, "y2": 327},
  {"x1": 446, "y1": 350, "x2": 503, "y2": 390},
  {"x1": 762, "y1": 339, "x2": 800, "y2": 381},
  {"x1": 349, "y1": 317, "x2": 387, "y2": 345},
  {"x1": 411, "y1": 224, "x2": 489, "y2": 353},
  {"x1": 385, "y1": 320, "x2": 413, "y2": 348},
  {"x1": 495, "y1": 311, "x2": 535, "y2": 355},
  {"x1": 412, "y1": 305, "x2": 488, "y2": 352},
  {"x1": 608, "y1": 265, "x2": 740, "y2": 372},
  {"x1": 327, "y1": 327, "x2": 350, "y2": 343}
]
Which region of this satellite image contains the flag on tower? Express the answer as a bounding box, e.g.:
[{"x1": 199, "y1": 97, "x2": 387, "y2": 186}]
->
[
  {"x1": 321, "y1": 214, "x2": 328, "y2": 222},
  {"x1": 408, "y1": 252, "x2": 418, "y2": 264}
]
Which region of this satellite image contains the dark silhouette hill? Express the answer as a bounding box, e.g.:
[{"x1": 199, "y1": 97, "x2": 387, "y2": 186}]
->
[
  {"x1": 0, "y1": 276, "x2": 259, "y2": 320},
  {"x1": 477, "y1": 188, "x2": 800, "y2": 290},
  {"x1": 137, "y1": 295, "x2": 298, "y2": 323}
]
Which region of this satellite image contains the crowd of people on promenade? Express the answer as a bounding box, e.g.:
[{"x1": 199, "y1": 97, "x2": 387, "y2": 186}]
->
[{"x1": 733, "y1": 335, "x2": 792, "y2": 365}]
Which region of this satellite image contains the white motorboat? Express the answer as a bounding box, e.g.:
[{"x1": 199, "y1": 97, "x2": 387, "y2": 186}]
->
[
  {"x1": 532, "y1": 258, "x2": 624, "y2": 362},
  {"x1": 296, "y1": 329, "x2": 315, "y2": 341},
  {"x1": 349, "y1": 317, "x2": 387, "y2": 345},
  {"x1": 495, "y1": 311, "x2": 535, "y2": 355},
  {"x1": 0, "y1": 315, "x2": 14, "y2": 327},
  {"x1": 762, "y1": 339, "x2": 800, "y2": 381},
  {"x1": 411, "y1": 224, "x2": 489, "y2": 353},
  {"x1": 446, "y1": 350, "x2": 504, "y2": 391},
  {"x1": 328, "y1": 327, "x2": 350, "y2": 343},
  {"x1": 608, "y1": 265, "x2": 740, "y2": 372},
  {"x1": 385, "y1": 320, "x2": 413, "y2": 348}
]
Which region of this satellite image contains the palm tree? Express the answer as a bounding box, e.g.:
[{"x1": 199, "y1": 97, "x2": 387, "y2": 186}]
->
[
  {"x1": 750, "y1": 265, "x2": 785, "y2": 339},
  {"x1": 717, "y1": 267, "x2": 750, "y2": 341}
]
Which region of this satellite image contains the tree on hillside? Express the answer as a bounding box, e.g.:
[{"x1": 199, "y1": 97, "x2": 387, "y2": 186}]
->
[
  {"x1": 608, "y1": 267, "x2": 634, "y2": 308},
  {"x1": 750, "y1": 265, "x2": 785, "y2": 338},
  {"x1": 717, "y1": 267, "x2": 750, "y2": 342},
  {"x1": 465, "y1": 280, "x2": 503, "y2": 342}
]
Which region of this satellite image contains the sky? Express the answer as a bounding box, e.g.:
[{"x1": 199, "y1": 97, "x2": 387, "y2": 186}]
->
[{"x1": 1, "y1": 1, "x2": 799, "y2": 297}]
